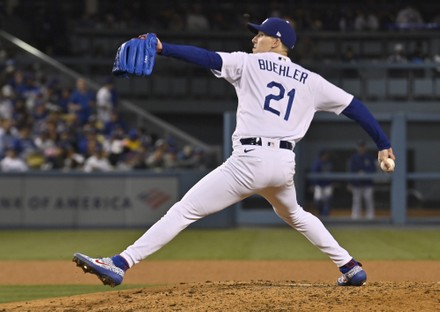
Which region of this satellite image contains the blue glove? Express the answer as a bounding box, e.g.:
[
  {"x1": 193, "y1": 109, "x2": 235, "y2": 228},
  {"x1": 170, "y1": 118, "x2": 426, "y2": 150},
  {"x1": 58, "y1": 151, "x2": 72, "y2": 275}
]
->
[{"x1": 112, "y1": 33, "x2": 158, "y2": 77}]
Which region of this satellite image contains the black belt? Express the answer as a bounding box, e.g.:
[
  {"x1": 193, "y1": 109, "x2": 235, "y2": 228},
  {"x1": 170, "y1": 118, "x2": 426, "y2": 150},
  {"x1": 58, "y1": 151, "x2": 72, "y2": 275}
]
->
[{"x1": 240, "y1": 138, "x2": 293, "y2": 150}]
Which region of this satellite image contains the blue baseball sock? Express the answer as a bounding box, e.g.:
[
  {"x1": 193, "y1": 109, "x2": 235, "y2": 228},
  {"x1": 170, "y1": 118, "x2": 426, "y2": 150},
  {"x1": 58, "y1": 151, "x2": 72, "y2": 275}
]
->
[
  {"x1": 111, "y1": 255, "x2": 129, "y2": 272},
  {"x1": 339, "y1": 258, "x2": 360, "y2": 274}
]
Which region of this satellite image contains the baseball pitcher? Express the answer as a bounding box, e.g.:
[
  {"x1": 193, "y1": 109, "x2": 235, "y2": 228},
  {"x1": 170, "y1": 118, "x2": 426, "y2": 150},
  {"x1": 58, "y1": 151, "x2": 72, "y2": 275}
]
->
[{"x1": 73, "y1": 17, "x2": 395, "y2": 287}]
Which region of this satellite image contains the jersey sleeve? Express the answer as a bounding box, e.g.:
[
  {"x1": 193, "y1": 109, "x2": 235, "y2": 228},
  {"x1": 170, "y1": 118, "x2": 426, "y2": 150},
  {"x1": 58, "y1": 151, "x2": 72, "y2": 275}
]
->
[
  {"x1": 211, "y1": 52, "x2": 247, "y2": 84},
  {"x1": 313, "y1": 74, "x2": 354, "y2": 115}
]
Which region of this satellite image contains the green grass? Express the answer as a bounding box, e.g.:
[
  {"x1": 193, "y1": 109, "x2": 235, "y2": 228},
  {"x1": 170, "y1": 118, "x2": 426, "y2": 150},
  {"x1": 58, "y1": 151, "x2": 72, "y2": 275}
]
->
[
  {"x1": 0, "y1": 228, "x2": 439, "y2": 304},
  {"x1": 0, "y1": 284, "x2": 150, "y2": 304},
  {"x1": 0, "y1": 228, "x2": 439, "y2": 261}
]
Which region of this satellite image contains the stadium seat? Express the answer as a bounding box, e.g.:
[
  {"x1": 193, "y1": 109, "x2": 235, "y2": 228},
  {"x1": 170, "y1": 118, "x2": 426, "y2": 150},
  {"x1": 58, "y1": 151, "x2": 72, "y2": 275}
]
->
[
  {"x1": 362, "y1": 41, "x2": 382, "y2": 59},
  {"x1": 413, "y1": 78, "x2": 433, "y2": 100},
  {"x1": 387, "y1": 78, "x2": 408, "y2": 100},
  {"x1": 341, "y1": 78, "x2": 362, "y2": 98},
  {"x1": 366, "y1": 78, "x2": 386, "y2": 101}
]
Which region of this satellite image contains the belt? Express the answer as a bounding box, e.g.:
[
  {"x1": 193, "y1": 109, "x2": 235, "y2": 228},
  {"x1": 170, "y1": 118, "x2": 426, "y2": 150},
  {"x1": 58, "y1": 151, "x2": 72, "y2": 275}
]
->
[{"x1": 240, "y1": 138, "x2": 293, "y2": 150}]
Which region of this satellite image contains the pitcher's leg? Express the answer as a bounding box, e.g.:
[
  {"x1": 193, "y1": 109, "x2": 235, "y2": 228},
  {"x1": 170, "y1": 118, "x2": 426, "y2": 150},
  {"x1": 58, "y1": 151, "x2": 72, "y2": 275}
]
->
[
  {"x1": 262, "y1": 187, "x2": 352, "y2": 267},
  {"x1": 121, "y1": 166, "x2": 247, "y2": 267}
]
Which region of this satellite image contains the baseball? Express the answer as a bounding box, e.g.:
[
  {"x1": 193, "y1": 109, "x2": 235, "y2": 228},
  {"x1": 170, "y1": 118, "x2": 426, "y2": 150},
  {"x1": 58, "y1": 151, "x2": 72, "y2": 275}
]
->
[{"x1": 380, "y1": 158, "x2": 395, "y2": 172}]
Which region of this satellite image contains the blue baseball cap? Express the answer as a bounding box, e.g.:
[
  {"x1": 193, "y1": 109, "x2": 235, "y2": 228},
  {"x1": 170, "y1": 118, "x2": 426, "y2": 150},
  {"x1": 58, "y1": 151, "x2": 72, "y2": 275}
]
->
[{"x1": 247, "y1": 17, "x2": 296, "y2": 49}]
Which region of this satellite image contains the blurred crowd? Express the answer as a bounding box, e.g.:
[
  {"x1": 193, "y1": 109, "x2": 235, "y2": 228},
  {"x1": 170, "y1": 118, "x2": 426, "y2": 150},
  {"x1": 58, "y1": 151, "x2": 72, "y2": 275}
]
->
[
  {"x1": 0, "y1": 0, "x2": 438, "y2": 173},
  {"x1": 0, "y1": 61, "x2": 208, "y2": 173},
  {"x1": 0, "y1": 1, "x2": 439, "y2": 57}
]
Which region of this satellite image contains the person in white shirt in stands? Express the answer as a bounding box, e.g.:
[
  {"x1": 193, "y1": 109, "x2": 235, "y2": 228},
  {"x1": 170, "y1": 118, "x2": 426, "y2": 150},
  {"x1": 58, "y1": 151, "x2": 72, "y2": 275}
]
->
[
  {"x1": 0, "y1": 147, "x2": 28, "y2": 172},
  {"x1": 395, "y1": 4, "x2": 424, "y2": 28},
  {"x1": 96, "y1": 77, "x2": 117, "y2": 125},
  {"x1": 83, "y1": 144, "x2": 112, "y2": 172}
]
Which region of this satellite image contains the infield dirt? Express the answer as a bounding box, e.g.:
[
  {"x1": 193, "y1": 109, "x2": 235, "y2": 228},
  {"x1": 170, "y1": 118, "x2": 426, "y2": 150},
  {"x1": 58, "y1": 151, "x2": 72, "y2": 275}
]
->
[{"x1": 1, "y1": 260, "x2": 439, "y2": 311}]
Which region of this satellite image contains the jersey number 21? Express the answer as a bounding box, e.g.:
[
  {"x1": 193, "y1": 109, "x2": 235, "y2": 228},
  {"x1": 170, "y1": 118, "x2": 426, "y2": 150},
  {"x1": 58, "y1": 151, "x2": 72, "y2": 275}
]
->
[{"x1": 264, "y1": 81, "x2": 295, "y2": 121}]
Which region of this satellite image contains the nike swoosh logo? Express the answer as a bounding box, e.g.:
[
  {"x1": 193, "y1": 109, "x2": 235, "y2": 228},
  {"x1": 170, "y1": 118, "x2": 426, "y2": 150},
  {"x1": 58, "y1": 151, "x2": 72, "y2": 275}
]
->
[
  {"x1": 244, "y1": 148, "x2": 255, "y2": 153},
  {"x1": 95, "y1": 259, "x2": 108, "y2": 266}
]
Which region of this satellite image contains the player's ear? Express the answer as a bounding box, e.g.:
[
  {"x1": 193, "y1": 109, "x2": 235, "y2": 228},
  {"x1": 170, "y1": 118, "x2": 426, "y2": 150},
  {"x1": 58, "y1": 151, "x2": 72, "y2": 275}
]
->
[
  {"x1": 272, "y1": 37, "x2": 281, "y2": 49},
  {"x1": 273, "y1": 38, "x2": 286, "y2": 52}
]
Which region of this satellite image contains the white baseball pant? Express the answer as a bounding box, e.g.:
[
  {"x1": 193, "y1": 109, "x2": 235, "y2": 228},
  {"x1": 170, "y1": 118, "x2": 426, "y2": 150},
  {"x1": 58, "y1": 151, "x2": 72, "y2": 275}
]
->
[{"x1": 121, "y1": 142, "x2": 352, "y2": 268}]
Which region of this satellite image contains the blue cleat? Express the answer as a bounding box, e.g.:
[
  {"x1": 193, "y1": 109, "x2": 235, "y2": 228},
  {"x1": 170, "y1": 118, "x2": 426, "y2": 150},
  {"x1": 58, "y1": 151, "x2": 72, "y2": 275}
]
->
[
  {"x1": 337, "y1": 262, "x2": 367, "y2": 286},
  {"x1": 73, "y1": 252, "x2": 125, "y2": 287}
]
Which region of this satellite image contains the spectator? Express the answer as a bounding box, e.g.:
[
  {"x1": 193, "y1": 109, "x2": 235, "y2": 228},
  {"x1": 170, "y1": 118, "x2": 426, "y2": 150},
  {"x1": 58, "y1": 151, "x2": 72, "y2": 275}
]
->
[
  {"x1": 365, "y1": 11, "x2": 380, "y2": 31},
  {"x1": 341, "y1": 45, "x2": 360, "y2": 78},
  {"x1": 33, "y1": 129, "x2": 57, "y2": 162},
  {"x1": 63, "y1": 113, "x2": 81, "y2": 141},
  {"x1": 58, "y1": 126, "x2": 76, "y2": 146},
  {"x1": 68, "y1": 78, "x2": 95, "y2": 125},
  {"x1": 44, "y1": 78, "x2": 61, "y2": 107},
  {"x1": 9, "y1": 70, "x2": 28, "y2": 99},
  {"x1": 13, "y1": 97, "x2": 32, "y2": 129},
  {"x1": 83, "y1": 144, "x2": 112, "y2": 172},
  {"x1": 409, "y1": 41, "x2": 428, "y2": 77},
  {"x1": 0, "y1": 85, "x2": 15, "y2": 119},
  {"x1": 41, "y1": 144, "x2": 65, "y2": 170},
  {"x1": 353, "y1": 10, "x2": 379, "y2": 31},
  {"x1": 395, "y1": 4, "x2": 424, "y2": 29},
  {"x1": 0, "y1": 147, "x2": 28, "y2": 172},
  {"x1": 137, "y1": 127, "x2": 153, "y2": 149},
  {"x1": 348, "y1": 140, "x2": 377, "y2": 220},
  {"x1": 432, "y1": 53, "x2": 440, "y2": 77},
  {"x1": 96, "y1": 77, "x2": 117, "y2": 125},
  {"x1": 57, "y1": 87, "x2": 71, "y2": 114},
  {"x1": 185, "y1": 4, "x2": 210, "y2": 31},
  {"x1": 176, "y1": 145, "x2": 198, "y2": 168},
  {"x1": 0, "y1": 118, "x2": 19, "y2": 157},
  {"x1": 341, "y1": 45, "x2": 359, "y2": 63},
  {"x1": 14, "y1": 126, "x2": 38, "y2": 160},
  {"x1": 62, "y1": 145, "x2": 85, "y2": 171},
  {"x1": 310, "y1": 149, "x2": 334, "y2": 217},
  {"x1": 353, "y1": 11, "x2": 366, "y2": 31},
  {"x1": 123, "y1": 128, "x2": 142, "y2": 153},
  {"x1": 103, "y1": 111, "x2": 128, "y2": 137},
  {"x1": 131, "y1": 144, "x2": 150, "y2": 170},
  {"x1": 387, "y1": 43, "x2": 408, "y2": 78},
  {"x1": 31, "y1": 100, "x2": 50, "y2": 133},
  {"x1": 106, "y1": 126, "x2": 126, "y2": 167},
  {"x1": 146, "y1": 139, "x2": 168, "y2": 169},
  {"x1": 409, "y1": 41, "x2": 427, "y2": 64},
  {"x1": 339, "y1": 8, "x2": 355, "y2": 32},
  {"x1": 387, "y1": 43, "x2": 407, "y2": 63},
  {"x1": 77, "y1": 126, "x2": 101, "y2": 158},
  {"x1": 112, "y1": 128, "x2": 144, "y2": 170}
]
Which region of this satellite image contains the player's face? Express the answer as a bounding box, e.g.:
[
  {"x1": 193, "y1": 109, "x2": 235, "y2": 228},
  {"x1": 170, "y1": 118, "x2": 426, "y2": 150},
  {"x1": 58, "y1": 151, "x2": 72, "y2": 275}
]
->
[{"x1": 251, "y1": 32, "x2": 278, "y2": 54}]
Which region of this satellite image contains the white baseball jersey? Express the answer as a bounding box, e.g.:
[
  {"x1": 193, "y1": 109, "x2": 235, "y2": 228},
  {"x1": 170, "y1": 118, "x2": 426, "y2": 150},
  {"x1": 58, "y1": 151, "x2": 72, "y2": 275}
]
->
[{"x1": 212, "y1": 52, "x2": 353, "y2": 147}]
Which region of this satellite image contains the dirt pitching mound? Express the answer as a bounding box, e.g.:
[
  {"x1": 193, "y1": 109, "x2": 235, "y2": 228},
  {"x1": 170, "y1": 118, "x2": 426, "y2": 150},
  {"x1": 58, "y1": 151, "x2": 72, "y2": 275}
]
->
[
  {"x1": 1, "y1": 260, "x2": 439, "y2": 311},
  {"x1": 2, "y1": 280, "x2": 439, "y2": 312}
]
